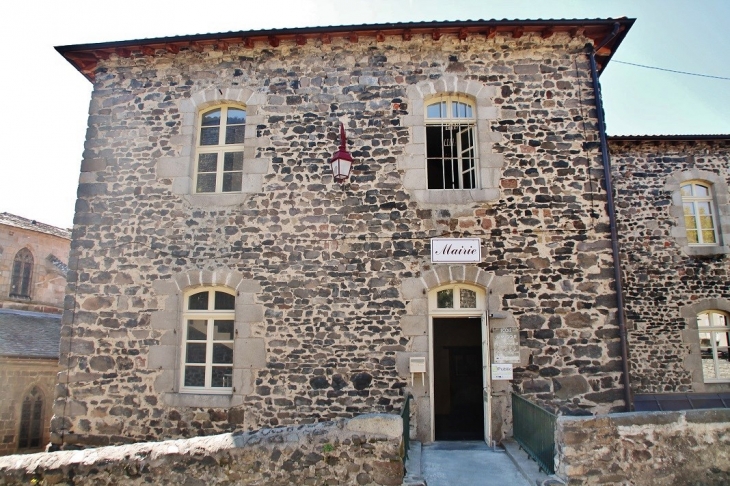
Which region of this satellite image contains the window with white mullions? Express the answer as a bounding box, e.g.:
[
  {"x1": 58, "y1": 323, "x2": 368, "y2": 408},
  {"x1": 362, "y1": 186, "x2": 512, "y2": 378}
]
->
[
  {"x1": 681, "y1": 182, "x2": 718, "y2": 245},
  {"x1": 195, "y1": 105, "x2": 246, "y2": 193},
  {"x1": 182, "y1": 288, "x2": 235, "y2": 392},
  {"x1": 698, "y1": 310, "x2": 730, "y2": 382},
  {"x1": 426, "y1": 96, "x2": 478, "y2": 190}
]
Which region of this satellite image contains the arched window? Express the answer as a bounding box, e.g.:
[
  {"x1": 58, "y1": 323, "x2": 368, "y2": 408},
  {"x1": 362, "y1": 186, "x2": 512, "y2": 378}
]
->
[
  {"x1": 18, "y1": 387, "x2": 43, "y2": 449},
  {"x1": 195, "y1": 105, "x2": 246, "y2": 193},
  {"x1": 10, "y1": 248, "x2": 33, "y2": 299},
  {"x1": 681, "y1": 181, "x2": 718, "y2": 246},
  {"x1": 425, "y1": 95, "x2": 478, "y2": 190},
  {"x1": 698, "y1": 310, "x2": 730, "y2": 382},
  {"x1": 429, "y1": 284, "x2": 486, "y2": 314},
  {"x1": 182, "y1": 288, "x2": 235, "y2": 392}
]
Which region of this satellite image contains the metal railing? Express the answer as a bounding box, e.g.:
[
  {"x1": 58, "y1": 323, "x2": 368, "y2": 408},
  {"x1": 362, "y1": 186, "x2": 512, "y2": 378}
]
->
[
  {"x1": 400, "y1": 394, "x2": 413, "y2": 461},
  {"x1": 512, "y1": 393, "x2": 556, "y2": 474}
]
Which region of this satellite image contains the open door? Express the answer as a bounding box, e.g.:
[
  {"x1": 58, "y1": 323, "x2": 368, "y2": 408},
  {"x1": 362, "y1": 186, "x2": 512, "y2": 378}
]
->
[{"x1": 482, "y1": 312, "x2": 491, "y2": 445}]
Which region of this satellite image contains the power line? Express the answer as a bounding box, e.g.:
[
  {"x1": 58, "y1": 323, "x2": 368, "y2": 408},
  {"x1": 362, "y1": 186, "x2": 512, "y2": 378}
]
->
[{"x1": 612, "y1": 60, "x2": 730, "y2": 81}]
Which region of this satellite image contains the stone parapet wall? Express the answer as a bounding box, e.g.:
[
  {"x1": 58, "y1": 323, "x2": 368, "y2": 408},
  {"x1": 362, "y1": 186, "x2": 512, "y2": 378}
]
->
[
  {"x1": 555, "y1": 408, "x2": 730, "y2": 485},
  {"x1": 0, "y1": 414, "x2": 404, "y2": 486}
]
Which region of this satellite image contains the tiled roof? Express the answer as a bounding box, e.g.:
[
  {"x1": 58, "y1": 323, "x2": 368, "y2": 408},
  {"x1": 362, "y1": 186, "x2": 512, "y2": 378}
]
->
[
  {"x1": 0, "y1": 309, "x2": 61, "y2": 359},
  {"x1": 0, "y1": 212, "x2": 71, "y2": 240}
]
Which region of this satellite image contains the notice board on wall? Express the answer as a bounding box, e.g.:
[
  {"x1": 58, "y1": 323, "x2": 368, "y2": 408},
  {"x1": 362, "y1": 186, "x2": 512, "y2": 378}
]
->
[{"x1": 492, "y1": 327, "x2": 520, "y2": 364}]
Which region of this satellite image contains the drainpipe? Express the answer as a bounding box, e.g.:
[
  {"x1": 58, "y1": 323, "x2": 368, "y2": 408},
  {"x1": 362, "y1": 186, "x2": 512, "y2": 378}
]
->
[{"x1": 587, "y1": 23, "x2": 632, "y2": 412}]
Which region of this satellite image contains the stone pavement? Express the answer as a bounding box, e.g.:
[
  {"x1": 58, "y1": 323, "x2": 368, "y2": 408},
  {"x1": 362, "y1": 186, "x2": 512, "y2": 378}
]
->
[{"x1": 420, "y1": 441, "x2": 532, "y2": 486}]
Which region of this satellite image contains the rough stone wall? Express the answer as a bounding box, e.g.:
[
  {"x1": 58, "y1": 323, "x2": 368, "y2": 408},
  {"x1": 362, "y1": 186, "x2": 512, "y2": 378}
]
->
[
  {"x1": 555, "y1": 409, "x2": 730, "y2": 485},
  {"x1": 0, "y1": 414, "x2": 403, "y2": 486},
  {"x1": 55, "y1": 31, "x2": 623, "y2": 448},
  {"x1": 609, "y1": 140, "x2": 730, "y2": 394},
  {"x1": 0, "y1": 357, "x2": 58, "y2": 456},
  {"x1": 0, "y1": 225, "x2": 69, "y2": 313}
]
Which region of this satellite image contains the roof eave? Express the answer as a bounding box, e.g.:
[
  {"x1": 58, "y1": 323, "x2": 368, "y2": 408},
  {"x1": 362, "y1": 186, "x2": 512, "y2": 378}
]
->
[{"x1": 56, "y1": 18, "x2": 635, "y2": 82}]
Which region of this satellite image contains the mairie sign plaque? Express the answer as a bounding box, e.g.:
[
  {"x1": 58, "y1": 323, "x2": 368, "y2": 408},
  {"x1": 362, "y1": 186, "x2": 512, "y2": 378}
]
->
[{"x1": 431, "y1": 238, "x2": 482, "y2": 263}]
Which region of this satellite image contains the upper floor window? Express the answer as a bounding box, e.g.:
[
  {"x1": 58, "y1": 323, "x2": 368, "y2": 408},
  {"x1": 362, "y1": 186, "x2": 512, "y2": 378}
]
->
[
  {"x1": 195, "y1": 106, "x2": 246, "y2": 193},
  {"x1": 10, "y1": 248, "x2": 33, "y2": 299},
  {"x1": 681, "y1": 182, "x2": 718, "y2": 246},
  {"x1": 426, "y1": 96, "x2": 478, "y2": 190},
  {"x1": 182, "y1": 288, "x2": 235, "y2": 393},
  {"x1": 18, "y1": 387, "x2": 43, "y2": 449},
  {"x1": 697, "y1": 310, "x2": 730, "y2": 382}
]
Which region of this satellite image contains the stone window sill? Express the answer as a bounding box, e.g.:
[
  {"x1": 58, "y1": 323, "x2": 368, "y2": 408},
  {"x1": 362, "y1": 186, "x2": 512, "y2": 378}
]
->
[
  {"x1": 162, "y1": 392, "x2": 243, "y2": 408},
  {"x1": 685, "y1": 245, "x2": 730, "y2": 257}
]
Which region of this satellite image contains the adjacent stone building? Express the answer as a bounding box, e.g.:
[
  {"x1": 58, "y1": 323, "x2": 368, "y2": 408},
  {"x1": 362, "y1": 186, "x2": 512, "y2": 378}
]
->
[
  {"x1": 50, "y1": 18, "x2": 728, "y2": 451},
  {"x1": 0, "y1": 213, "x2": 69, "y2": 455}
]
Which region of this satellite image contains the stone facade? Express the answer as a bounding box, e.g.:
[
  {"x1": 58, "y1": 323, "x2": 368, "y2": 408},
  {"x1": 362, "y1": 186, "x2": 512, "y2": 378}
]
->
[
  {"x1": 0, "y1": 358, "x2": 57, "y2": 456},
  {"x1": 0, "y1": 214, "x2": 70, "y2": 313},
  {"x1": 0, "y1": 414, "x2": 404, "y2": 486},
  {"x1": 555, "y1": 408, "x2": 730, "y2": 485},
  {"x1": 609, "y1": 138, "x2": 730, "y2": 395},
  {"x1": 53, "y1": 21, "x2": 633, "y2": 449}
]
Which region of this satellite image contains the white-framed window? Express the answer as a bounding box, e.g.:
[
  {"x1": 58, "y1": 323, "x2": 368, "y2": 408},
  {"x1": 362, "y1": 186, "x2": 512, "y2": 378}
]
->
[
  {"x1": 181, "y1": 288, "x2": 235, "y2": 393},
  {"x1": 698, "y1": 310, "x2": 730, "y2": 382},
  {"x1": 429, "y1": 284, "x2": 486, "y2": 314},
  {"x1": 194, "y1": 105, "x2": 246, "y2": 193},
  {"x1": 10, "y1": 248, "x2": 33, "y2": 299},
  {"x1": 425, "y1": 95, "x2": 478, "y2": 190},
  {"x1": 681, "y1": 181, "x2": 719, "y2": 246}
]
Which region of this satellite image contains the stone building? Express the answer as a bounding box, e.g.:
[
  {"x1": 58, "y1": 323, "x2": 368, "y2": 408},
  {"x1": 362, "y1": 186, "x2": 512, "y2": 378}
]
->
[
  {"x1": 609, "y1": 135, "x2": 730, "y2": 402},
  {"x1": 49, "y1": 18, "x2": 728, "y2": 450},
  {"x1": 0, "y1": 213, "x2": 69, "y2": 455}
]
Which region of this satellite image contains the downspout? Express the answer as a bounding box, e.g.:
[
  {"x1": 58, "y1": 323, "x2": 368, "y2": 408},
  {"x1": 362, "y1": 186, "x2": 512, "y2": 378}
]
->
[{"x1": 587, "y1": 23, "x2": 632, "y2": 412}]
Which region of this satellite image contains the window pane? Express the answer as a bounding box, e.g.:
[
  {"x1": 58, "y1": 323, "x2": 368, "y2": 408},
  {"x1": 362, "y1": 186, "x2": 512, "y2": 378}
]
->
[
  {"x1": 188, "y1": 292, "x2": 209, "y2": 310},
  {"x1": 427, "y1": 160, "x2": 446, "y2": 189},
  {"x1": 686, "y1": 229, "x2": 699, "y2": 244},
  {"x1": 213, "y1": 320, "x2": 234, "y2": 340},
  {"x1": 700, "y1": 214, "x2": 715, "y2": 230},
  {"x1": 697, "y1": 202, "x2": 712, "y2": 217},
  {"x1": 427, "y1": 102, "x2": 446, "y2": 118},
  {"x1": 426, "y1": 126, "x2": 444, "y2": 158},
  {"x1": 184, "y1": 366, "x2": 205, "y2": 387},
  {"x1": 212, "y1": 367, "x2": 233, "y2": 387},
  {"x1": 187, "y1": 319, "x2": 207, "y2": 340},
  {"x1": 196, "y1": 174, "x2": 217, "y2": 193},
  {"x1": 200, "y1": 126, "x2": 220, "y2": 146},
  {"x1": 223, "y1": 152, "x2": 243, "y2": 171},
  {"x1": 698, "y1": 313, "x2": 711, "y2": 328},
  {"x1": 213, "y1": 343, "x2": 234, "y2": 364},
  {"x1": 680, "y1": 185, "x2": 692, "y2": 197},
  {"x1": 713, "y1": 313, "x2": 728, "y2": 327},
  {"x1": 460, "y1": 289, "x2": 477, "y2": 308},
  {"x1": 437, "y1": 289, "x2": 453, "y2": 308},
  {"x1": 702, "y1": 229, "x2": 717, "y2": 244},
  {"x1": 186, "y1": 343, "x2": 206, "y2": 363},
  {"x1": 453, "y1": 102, "x2": 472, "y2": 118},
  {"x1": 197, "y1": 153, "x2": 218, "y2": 173},
  {"x1": 225, "y1": 124, "x2": 245, "y2": 144},
  {"x1": 223, "y1": 172, "x2": 242, "y2": 192},
  {"x1": 694, "y1": 184, "x2": 710, "y2": 197},
  {"x1": 214, "y1": 291, "x2": 235, "y2": 310},
  {"x1": 227, "y1": 108, "x2": 246, "y2": 125},
  {"x1": 201, "y1": 108, "x2": 221, "y2": 126}
]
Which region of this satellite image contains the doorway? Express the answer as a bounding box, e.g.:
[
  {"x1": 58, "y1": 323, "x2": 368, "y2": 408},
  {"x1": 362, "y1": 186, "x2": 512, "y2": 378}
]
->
[{"x1": 433, "y1": 317, "x2": 485, "y2": 441}]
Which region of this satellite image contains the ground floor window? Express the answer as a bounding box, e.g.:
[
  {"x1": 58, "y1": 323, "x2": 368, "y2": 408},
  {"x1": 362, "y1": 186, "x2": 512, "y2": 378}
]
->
[{"x1": 698, "y1": 310, "x2": 730, "y2": 382}]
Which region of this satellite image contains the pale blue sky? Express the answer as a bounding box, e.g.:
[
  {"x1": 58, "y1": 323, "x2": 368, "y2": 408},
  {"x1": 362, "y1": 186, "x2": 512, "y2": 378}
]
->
[{"x1": 1, "y1": 0, "x2": 728, "y2": 228}]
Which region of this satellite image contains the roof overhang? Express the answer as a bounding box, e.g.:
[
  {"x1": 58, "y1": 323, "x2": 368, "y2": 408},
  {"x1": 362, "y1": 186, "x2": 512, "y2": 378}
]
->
[
  {"x1": 56, "y1": 18, "x2": 634, "y2": 82},
  {"x1": 609, "y1": 134, "x2": 730, "y2": 145}
]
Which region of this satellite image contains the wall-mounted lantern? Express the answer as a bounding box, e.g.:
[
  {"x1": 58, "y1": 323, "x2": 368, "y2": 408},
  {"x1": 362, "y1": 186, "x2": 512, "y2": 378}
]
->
[{"x1": 329, "y1": 122, "x2": 354, "y2": 184}]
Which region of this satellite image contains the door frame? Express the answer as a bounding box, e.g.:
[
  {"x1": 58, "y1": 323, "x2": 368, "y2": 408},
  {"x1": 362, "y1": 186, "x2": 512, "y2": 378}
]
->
[{"x1": 428, "y1": 284, "x2": 490, "y2": 443}]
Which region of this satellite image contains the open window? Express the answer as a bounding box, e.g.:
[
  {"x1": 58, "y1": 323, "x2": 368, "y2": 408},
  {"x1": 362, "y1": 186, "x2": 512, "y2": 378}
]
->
[
  {"x1": 426, "y1": 96, "x2": 478, "y2": 190},
  {"x1": 698, "y1": 310, "x2": 730, "y2": 382}
]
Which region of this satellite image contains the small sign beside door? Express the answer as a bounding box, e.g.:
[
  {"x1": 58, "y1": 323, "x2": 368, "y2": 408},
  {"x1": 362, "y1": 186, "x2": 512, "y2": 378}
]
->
[
  {"x1": 492, "y1": 327, "x2": 520, "y2": 364},
  {"x1": 431, "y1": 238, "x2": 481, "y2": 263},
  {"x1": 491, "y1": 363, "x2": 513, "y2": 380}
]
